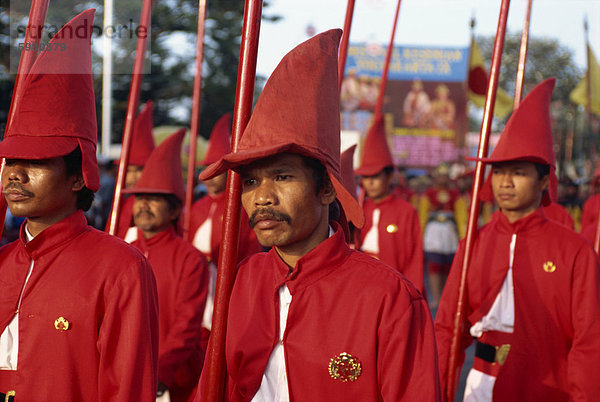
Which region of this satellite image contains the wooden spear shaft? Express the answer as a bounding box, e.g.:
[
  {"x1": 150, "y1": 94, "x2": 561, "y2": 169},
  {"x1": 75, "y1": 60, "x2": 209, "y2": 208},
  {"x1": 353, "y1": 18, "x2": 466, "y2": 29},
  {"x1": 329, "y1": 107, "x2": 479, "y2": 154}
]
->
[
  {"x1": 338, "y1": 0, "x2": 356, "y2": 89},
  {"x1": 373, "y1": 0, "x2": 402, "y2": 118},
  {"x1": 0, "y1": 0, "x2": 50, "y2": 239},
  {"x1": 202, "y1": 0, "x2": 263, "y2": 400},
  {"x1": 446, "y1": 1, "x2": 511, "y2": 400},
  {"x1": 183, "y1": 0, "x2": 208, "y2": 241},
  {"x1": 514, "y1": 0, "x2": 533, "y2": 108},
  {"x1": 107, "y1": 0, "x2": 152, "y2": 235}
]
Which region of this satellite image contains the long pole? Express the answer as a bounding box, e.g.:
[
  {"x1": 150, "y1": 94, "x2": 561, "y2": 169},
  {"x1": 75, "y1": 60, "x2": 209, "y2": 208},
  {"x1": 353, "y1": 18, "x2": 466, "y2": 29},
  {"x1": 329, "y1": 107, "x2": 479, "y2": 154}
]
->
[
  {"x1": 373, "y1": 0, "x2": 402, "y2": 118},
  {"x1": 446, "y1": 1, "x2": 511, "y2": 400},
  {"x1": 513, "y1": 0, "x2": 533, "y2": 108},
  {"x1": 107, "y1": 0, "x2": 152, "y2": 235},
  {"x1": 101, "y1": 0, "x2": 114, "y2": 157},
  {"x1": 201, "y1": 0, "x2": 263, "y2": 400},
  {"x1": 183, "y1": 0, "x2": 208, "y2": 241},
  {"x1": 1, "y1": 0, "x2": 50, "y2": 239},
  {"x1": 338, "y1": 0, "x2": 356, "y2": 89}
]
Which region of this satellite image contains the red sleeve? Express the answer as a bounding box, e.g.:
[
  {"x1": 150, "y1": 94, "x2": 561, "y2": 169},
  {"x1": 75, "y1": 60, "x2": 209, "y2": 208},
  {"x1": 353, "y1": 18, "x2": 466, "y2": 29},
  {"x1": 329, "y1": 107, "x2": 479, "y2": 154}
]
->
[
  {"x1": 158, "y1": 251, "x2": 209, "y2": 390},
  {"x1": 434, "y1": 241, "x2": 473, "y2": 401},
  {"x1": 567, "y1": 245, "x2": 600, "y2": 399},
  {"x1": 378, "y1": 291, "x2": 441, "y2": 401},
  {"x1": 400, "y1": 206, "x2": 425, "y2": 295},
  {"x1": 580, "y1": 195, "x2": 599, "y2": 233},
  {"x1": 97, "y1": 255, "x2": 159, "y2": 401}
]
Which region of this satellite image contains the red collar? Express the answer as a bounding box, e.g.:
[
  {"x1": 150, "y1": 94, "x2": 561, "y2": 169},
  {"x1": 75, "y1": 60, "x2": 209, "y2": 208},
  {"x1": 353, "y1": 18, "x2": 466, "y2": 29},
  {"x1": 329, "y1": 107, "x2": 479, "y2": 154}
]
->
[
  {"x1": 269, "y1": 221, "x2": 352, "y2": 295},
  {"x1": 493, "y1": 207, "x2": 547, "y2": 235},
  {"x1": 20, "y1": 210, "x2": 89, "y2": 258}
]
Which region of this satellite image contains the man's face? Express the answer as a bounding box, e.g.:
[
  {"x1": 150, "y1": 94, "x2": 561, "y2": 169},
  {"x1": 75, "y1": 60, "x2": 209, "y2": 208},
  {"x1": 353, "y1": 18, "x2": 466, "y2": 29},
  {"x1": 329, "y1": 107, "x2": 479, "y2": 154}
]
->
[
  {"x1": 360, "y1": 170, "x2": 393, "y2": 202},
  {"x1": 202, "y1": 172, "x2": 227, "y2": 196},
  {"x1": 240, "y1": 153, "x2": 335, "y2": 255},
  {"x1": 2, "y1": 158, "x2": 82, "y2": 223},
  {"x1": 126, "y1": 165, "x2": 144, "y2": 189},
  {"x1": 133, "y1": 194, "x2": 180, "y2": 238},
  {"x1": 491, "y1": 161, "x2": 548, "y2": 223}
]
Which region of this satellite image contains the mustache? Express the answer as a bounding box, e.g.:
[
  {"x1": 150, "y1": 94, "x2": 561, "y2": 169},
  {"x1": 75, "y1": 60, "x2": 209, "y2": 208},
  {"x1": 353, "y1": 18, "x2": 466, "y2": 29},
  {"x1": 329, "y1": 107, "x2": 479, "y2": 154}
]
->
[
  {"x1": 249, "y1": 208, "x2": 291, "y2": 228},
  {"x1": 134, "y1": 209, "x2": 155, "y2": 219},
  {"x1": 3, "y1": 182, "x2": 34, "y2": 197}
]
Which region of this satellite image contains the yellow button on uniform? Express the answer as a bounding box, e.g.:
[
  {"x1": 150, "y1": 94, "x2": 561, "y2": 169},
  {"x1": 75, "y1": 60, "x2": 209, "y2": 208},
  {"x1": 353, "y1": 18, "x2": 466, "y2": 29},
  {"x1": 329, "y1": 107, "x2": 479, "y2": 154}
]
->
[{"x1": 386, "y1": 224, "x2": 398, "y2": 233}]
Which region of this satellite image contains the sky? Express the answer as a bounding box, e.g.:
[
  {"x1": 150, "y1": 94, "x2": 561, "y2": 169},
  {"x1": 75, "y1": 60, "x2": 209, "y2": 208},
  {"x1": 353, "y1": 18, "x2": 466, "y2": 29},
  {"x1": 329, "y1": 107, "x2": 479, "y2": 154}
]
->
[{"x1": 256, "y1": 0, "x2": 600, "y2": 77}]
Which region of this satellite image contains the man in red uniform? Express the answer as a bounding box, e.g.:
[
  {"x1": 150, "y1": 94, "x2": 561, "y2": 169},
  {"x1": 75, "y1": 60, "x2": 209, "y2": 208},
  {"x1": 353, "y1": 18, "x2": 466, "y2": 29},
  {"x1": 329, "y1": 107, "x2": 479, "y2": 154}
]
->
[
  {"x1": 196, "y1": 29, "x2": 440, "y2": 401},
  {"x1": 355, "y1": 115, "x2": 425, "y2": 294},
  {"x1": 580, "y1": 163, "x2": 600, "y2": 236},
  {"x1": 106, "y1": 100, "x2": 156, "y2": 239},
  {"x1": 0, "y1": 10, "x2": 159, "y2": 400},
  {"x1": 124, "y1": 129, "x2": 209, "y2": 401},
  {"x1": 423, "y1": 164, "x2": 460, "y2": 308},
  {"x1": 190, "y1": 113, "x2": 261, "y2": 342},
  {"x1": 435, "y1": 78, "x2": 600, "y2": 401}
]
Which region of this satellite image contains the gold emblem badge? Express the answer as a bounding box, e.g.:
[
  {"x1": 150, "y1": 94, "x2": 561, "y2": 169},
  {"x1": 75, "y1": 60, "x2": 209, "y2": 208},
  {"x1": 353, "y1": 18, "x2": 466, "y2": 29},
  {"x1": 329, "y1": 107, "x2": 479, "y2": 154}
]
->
[
  {"x1": 329, "y1": 352, "x2": 362, "y2": 382},
  {"x1": 386, "y1": 224, "x2": 398, "y2": 233},
  {"x1": 542, "y1": 261, "x2": 556, "y2": 273},
  {"x1": 495, "y1": 344, "x2": 511, "y2": 366},
  {"x1": 54, "y1": 317, "x2": 70, "y2": 332}
]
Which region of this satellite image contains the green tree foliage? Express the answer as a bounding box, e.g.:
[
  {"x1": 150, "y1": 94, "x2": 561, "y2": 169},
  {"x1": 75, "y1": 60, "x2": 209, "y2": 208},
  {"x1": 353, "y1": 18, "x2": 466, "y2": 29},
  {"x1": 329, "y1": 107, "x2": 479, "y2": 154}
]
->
[
  {"x1": 0, "y1": 0, "x2": 278, "y2": 142},
  {"x1": 474, "y1": 32, "x2": 589, "y2": 165}
]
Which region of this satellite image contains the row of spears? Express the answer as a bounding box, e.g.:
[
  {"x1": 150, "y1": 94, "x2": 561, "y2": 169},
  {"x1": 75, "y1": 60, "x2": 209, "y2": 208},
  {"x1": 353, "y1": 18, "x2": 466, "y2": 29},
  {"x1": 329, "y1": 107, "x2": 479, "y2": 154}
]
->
[{"x1": 2, "y1": 0, "x2": 594, "y2": 400}]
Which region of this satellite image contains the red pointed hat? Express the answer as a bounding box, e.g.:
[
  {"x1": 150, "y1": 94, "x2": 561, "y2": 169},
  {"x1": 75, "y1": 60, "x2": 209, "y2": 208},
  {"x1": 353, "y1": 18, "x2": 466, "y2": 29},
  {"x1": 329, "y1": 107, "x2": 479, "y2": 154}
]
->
[
  {"x1": 200, "y1": 113, "x2": 232, "y2": 166},
  {"x1": 198, "y1": 29, "x2": 364, "y2": 228},
  {"x1": 341, "y1": 144, "x2": 358, "y2": 200},
  {"x1": 123, "y1": 128, "x2": 186, "y2": 201},
  {"x1": 0, "y1": 9, "x2": 100, "y2": 191},
  {"x1": 129, "y1": 101, "x2": 156, "y2": 166},
  {"x1": 469, "y1": 78, "x2": 557, "y2": 206},
  {"x1": 354, "y1": 115, "x2": 395, "y2": 176}
]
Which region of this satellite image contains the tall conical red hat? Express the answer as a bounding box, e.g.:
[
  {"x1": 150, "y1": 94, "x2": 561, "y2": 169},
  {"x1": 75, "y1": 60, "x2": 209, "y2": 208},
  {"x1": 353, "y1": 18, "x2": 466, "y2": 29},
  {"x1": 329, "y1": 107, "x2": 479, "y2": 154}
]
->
[
  {"x1": 123, "y1": 128, "x2": 186, "y2": 201},
  {"x1": 199, "y1": 29, "x2": 364, "y2": 228},
  {"x1": 341, "y1": 144, "x2": 358, "y2": 200},
  {"x1": 200, "y1": 113, "x2": 231, "y2": 166},
  {"x1": 354, "y1": 115, "x2": 395, "y2": 176},
  {"x1": 0, "y1": 9, "x2": 100, "y2": 191},
  {"x1": 129, "y1": 101, "x2": 156, "y2": 166},
  {"x1": 470, "y1": 78, "x2": 557, "y2": 206}
]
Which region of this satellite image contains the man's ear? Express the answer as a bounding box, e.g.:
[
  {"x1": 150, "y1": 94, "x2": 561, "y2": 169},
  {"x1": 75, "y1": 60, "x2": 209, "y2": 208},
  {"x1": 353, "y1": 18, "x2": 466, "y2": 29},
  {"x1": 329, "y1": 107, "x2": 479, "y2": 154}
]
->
[
  {"x1": 540, "y1": 174, "x2": 550, "y2": 192},
  {"x1": 320, "y1": 175, "x2": 337, "y2": 206},
  {"x1": 71, "y1": 175, "x2": 85, "y2": 192}
]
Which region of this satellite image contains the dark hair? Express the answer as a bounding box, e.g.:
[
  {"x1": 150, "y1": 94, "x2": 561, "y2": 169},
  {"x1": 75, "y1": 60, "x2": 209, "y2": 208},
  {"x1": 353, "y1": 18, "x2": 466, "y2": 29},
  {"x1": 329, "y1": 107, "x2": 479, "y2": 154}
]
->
[
  {"x1": 63, "y1": 147, "x2": 95, "y2": 211},
  {"x1": 164, "y1": 194, "x2": 183, "y2": 214},
  {"x1": 383, "y1": 166, "x2": 394, "y2": 176},
  {"x1": 300, "y1": 155, "x2": 327, "y2": 194},
  {"x1": 534, "y1": 163, "x2": 550, "y2": 180},
  {"x1": 299, "y1": 155, "x2": 340, "y2": 220}
]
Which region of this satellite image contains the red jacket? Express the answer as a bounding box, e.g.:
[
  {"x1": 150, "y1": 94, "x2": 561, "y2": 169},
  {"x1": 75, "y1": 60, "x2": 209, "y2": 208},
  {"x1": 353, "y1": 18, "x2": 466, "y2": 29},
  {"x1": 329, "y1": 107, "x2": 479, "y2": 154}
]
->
[
  {"x1": 581, "y1": 193, "x2": 600, "y2": 234},
  {"x1": 0, "y1": 211, "x2": 159, "y2": 401},
  {"x1": 132, "y1": 226, "x2": 209, "y2": 401},
  {"x1": 358, "y1": 194, "x2": 425, "y2": 294},
  {"x1": 543, "y1": 202, "x2": 575, "y2": 230},
  {"x1": 190, "y1": 192, "x2": 261, "y2": 264},
  {"x1": 199, "y1": 223, "x2": 441, "y2": 401},
  {"x1": 435, "y1": 209, "x2": 600, "y2": 401},
  {"x1": 104, "y1": 194, "x2": 135, "y2": 238}
]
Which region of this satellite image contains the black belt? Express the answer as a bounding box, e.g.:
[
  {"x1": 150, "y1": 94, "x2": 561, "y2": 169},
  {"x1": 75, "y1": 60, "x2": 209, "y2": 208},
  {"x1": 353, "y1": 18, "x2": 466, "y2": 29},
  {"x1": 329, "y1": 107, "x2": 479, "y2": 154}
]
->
[
  {"x1": 0, "y1": 391, "x2": 15, "y2": 402},
  {"x1": 475, "y1": 340, "x2": 511, "y2": 366}
]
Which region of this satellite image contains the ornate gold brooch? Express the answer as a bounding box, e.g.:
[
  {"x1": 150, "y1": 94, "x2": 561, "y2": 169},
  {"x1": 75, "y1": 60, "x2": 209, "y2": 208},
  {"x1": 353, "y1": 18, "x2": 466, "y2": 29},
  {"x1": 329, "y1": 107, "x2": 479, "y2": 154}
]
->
[
  {"x1": 328, "y1": 352, "x2": 362, "y2": 382},
  {"x1": 54, "y1": 316, "x2": 70, "y2": 332}
]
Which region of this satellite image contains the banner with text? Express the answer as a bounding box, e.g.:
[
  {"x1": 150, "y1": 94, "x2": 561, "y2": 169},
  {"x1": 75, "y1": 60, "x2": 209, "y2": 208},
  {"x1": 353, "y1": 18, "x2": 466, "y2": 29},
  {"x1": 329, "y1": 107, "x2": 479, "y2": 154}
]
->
[{"x1": 342, "y1": 43, "x2": 469, "y2": 167}]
